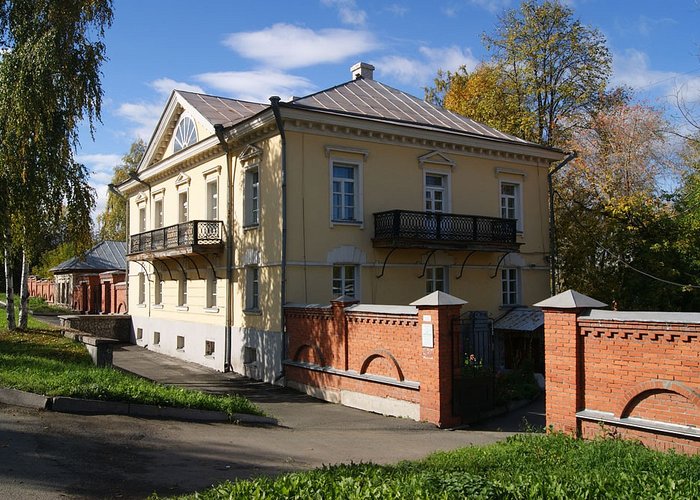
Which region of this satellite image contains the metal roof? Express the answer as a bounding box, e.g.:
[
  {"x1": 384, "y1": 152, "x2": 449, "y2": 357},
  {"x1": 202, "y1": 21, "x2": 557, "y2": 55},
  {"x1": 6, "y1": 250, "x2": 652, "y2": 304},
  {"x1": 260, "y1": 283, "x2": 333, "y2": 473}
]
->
[
  {"x1": 290, "y1": 78, "x2": 534, "y2": 144},
  {"x1": 534, "y1": 289, "x2": 607, "y2": 309},
  {"x1": 51, "y1": 240, "x2": 127, "y2": 273},
  {"x1": 177, "y1": 91, "x2": 268, "y2": 128},
  {"x1": 494, "y1": 307, "x2": 544, "y2": 332}
]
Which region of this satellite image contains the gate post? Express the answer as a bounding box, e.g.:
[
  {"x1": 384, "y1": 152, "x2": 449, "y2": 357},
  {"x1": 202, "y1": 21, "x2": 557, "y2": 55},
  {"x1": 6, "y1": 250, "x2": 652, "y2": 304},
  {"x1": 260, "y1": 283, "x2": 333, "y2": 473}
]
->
[{"x1": 411, "y1": 291, "x2": 467, "y2": 427}]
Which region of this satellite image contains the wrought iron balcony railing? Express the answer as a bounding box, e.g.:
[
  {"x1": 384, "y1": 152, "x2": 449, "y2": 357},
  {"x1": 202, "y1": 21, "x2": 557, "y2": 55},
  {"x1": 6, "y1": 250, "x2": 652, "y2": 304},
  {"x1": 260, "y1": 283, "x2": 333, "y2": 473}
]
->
[
  {"x1": 373, "y1": 210, "x2": 518, "y2": 251},
  {"x1": 129, "y1": 220, "x2": 224, "y2": 255}
]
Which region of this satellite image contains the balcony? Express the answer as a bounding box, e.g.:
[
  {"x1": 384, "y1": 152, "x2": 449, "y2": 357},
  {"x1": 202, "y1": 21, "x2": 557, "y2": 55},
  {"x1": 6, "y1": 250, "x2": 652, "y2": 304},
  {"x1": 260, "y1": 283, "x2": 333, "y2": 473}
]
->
[
  {"x1": 128, "y1": 220, "x2": 224, "y2": 259},
  {"x1": 373, "y1": 210, "x2": 519, "y2": 252}
]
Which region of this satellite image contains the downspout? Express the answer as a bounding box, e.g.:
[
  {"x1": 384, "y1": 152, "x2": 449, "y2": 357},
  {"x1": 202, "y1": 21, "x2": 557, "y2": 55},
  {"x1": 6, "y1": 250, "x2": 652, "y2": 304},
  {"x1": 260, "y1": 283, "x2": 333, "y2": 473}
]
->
[
  {"x1": 270, "y1": 96, "x2": 287, "y2": 382},
  {"x1": 126, "y1": 173, "x2": 152, "y2": 317},
  {"x1": 548, "y1": 151, "x2": 576, "y2": 295},
  {"x1": 215, "y1": 124, "x2": 233, "y2": 372}
]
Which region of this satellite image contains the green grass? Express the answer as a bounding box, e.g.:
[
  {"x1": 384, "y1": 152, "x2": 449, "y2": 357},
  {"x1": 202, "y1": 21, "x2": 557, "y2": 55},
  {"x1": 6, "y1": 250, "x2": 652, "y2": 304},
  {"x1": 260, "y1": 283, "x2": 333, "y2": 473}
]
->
[
  {"x1": 169, "y1": 433, "x2": 700, "y2": 499},
  {"x1": 27, "y1": 296, "x2": 72, "y2": 314},
  {"x1": 0, "y1": 293, "x2": 57, "y2": 330},
  {"x1": 0, "y1": 328, "x2": 264, "y2": 418}
]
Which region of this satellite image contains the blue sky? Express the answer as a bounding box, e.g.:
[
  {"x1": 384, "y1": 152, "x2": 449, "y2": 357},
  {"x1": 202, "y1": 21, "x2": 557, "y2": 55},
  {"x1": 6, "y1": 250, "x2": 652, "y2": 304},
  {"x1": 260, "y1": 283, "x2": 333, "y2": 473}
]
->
[{"x1": 78, "y1": 0, "x2": 700, "y2": 220}]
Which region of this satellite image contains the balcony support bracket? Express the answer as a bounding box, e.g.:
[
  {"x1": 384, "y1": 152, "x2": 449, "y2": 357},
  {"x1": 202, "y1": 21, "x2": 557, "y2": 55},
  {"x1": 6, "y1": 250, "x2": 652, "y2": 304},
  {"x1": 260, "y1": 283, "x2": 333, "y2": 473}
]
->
[
  {"x1": 456, "y1": 250, "x2": 477, "y2": 280},
  {"x1": 132, "y1": 260, "x2": 153, "y2": 282},
  {"x1": 490, "y1": 252, "x2": 511, "y2": 279},
  {"x1": 166, "y1": 256, "x2": 188, "y2": 279},
  {"x1": 182, "y1": 254, "x2": 202, "y2": 280},
  {"x1": 417, "y1": 249, "x2": 437, "y2": 278},
  {"x1": 194, "y1": 251, "x2": 220, "y2": 279},
  {"x1": 154, "y1": 258, "x2": 174, "y2": 280},
  {"x1": 376, "y1": 247, "x2": 398, "y2": 279}
]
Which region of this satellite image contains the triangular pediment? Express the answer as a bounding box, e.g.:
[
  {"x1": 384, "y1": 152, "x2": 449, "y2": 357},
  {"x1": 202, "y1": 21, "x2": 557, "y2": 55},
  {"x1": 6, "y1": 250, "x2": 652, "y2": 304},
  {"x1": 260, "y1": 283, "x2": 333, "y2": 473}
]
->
[
  {"x1": 135, "y1": 192, "x2": 147, "y2": 204},
  {"x1": 174, "y1": 171, "x2": 191, "y2": 187},
  {"x1": 240, "y1": 144, "x2": 263, "y2": 162},
  {"x1": 138, "y1": 91, "x2": 216, "y2": 172},
  {"x1": 418, "y1": 150, "x2": 455, "y2": 168}
]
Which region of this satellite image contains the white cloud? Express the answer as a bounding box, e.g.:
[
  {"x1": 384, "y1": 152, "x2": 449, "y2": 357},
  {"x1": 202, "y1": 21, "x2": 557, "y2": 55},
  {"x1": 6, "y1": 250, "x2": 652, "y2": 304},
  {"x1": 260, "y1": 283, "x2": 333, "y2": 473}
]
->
[
  {"x1": 467, "y1": 0, "x2": 512, "y2": 15},
  {"x1": 76, "y1": 153, "x2": 122, "y2": 224},
  {"x1": 321, "y1": 0, "x2": 367, "y2": 26},
  {"x1": 376, "y1": 45, "x2": 479, "y2": 85},
  {"x1": 385, "y1": 4, "x2": 408, "y2": 16},
  {"x1": 222, "y1": 23, "x2": 378, "y2": 70},
  {"x1": 150, "y1": 78, "x2": 204, "y2": 95},
  {"x1": 115, "y1": 101, "x2": 163, "y2": 140},
  {"x1": 196, "y1": 70, "x2": 315, "y2": 103}
]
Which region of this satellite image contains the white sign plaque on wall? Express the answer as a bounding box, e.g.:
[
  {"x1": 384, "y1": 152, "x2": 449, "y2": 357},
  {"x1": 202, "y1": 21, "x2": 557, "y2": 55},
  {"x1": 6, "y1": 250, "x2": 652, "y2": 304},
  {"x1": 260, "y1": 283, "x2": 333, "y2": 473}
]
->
[{"x1": 421, "y1": 323, "x2": 434, "y2": 348}]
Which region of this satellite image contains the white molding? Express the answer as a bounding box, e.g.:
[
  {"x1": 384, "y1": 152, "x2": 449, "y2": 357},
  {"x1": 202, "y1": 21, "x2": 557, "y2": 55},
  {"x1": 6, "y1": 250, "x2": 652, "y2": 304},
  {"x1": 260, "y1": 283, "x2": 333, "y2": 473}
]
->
[
  {"x1": 326, "y1": 246, "x2": 366, "y2": 264},
  {"x1": 240, "y1": 144, "x2": 263, "y2": 162},
  {"x1": 495, "y1": 167, "x2": 527, "y2": 177},
  {"x1": 202, "y1": 165, "x2": 222, "y2": 178},
  {"x1": 418, "y1": 150, "x2": 455, "y2": 169},
  {"x1": 324, "y1": 144, "x2": 369, "y2": 160},
  {"x1": 175, "y1": 171, "x2": 191, "y2": 187}
]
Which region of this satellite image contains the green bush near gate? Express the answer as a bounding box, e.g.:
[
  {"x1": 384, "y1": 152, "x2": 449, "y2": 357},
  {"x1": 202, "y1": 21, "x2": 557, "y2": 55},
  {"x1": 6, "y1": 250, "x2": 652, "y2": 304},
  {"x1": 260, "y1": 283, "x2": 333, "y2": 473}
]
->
[{"x1": 169, "y1": 432, "x2": 700, "y2": 499}]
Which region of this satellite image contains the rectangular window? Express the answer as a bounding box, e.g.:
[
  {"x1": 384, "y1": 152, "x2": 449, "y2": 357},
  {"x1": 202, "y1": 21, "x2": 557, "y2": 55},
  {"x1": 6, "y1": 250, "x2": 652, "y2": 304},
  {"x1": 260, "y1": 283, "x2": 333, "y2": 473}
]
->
[
  {"x1": 246, "y1": 266, "x2": 259, "y2": 311},
  {"x1": 500, "y1": 182, "x2": 521, "y2": 231},
  {"x1": 206, "y1": 180, "x2": 218, "y2": 220},
  {"x1": 245, "y1": 169, "x2": 259, "y2": 226},
  {"x1": 501, "y1": 268, "x2": 519, "y2": 306},
  {"x1": 332, "y1": 162, "x2": 360, "y2": 222},
  {"x1": 425, "y1": 173, "x2": 447, "y2": 213},
  {"x1": 178, "y1": 275, "x2": 188, "y2": 306},
  {"x1": 332, "y1": 264, "x2": 357, "y2": 298},
  {"x1": 176, "y1": 335, "x2": 185, "y2": 350},
  {"x1": 138, "y1": 273, "x2": 146, "y2": 304},
  {"x1": 153, "y1": 331, "x2": 161, "y2": 345},
  {"x1": 425, "y1": 266, "x2": 447, "y2": 294},
  {"x1": 136, "y1": 328, "x2": 143, "y2": 340},
  {"x1": 206, "y1": 274, "x2": 217, "y2": 309},
  {"x1": 205, "y1": 340, "x2": 215, "y2": 356},
  {"x1": 154, "y1": 199, "x2": 164, "y2": 229},
  {"x1": 154, "y1": 277, "x2": 163, "y2": 305},
  {"x1": 138, "y1": 206, "x2": 147, "y2": 232},
  {"x1": 178, "y1": 190, "x2": 189, "y2": 223}
]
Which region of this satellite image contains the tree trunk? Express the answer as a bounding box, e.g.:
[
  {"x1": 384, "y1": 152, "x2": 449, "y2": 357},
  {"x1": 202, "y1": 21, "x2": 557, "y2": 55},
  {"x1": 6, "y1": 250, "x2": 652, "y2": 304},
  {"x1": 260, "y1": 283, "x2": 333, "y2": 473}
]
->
[
  {"x1": 18, "y1": 248, "x2": 29, "y2": 330},
  {"x1": 4, "y1": 246, "x2": 16, "y2": 330}
]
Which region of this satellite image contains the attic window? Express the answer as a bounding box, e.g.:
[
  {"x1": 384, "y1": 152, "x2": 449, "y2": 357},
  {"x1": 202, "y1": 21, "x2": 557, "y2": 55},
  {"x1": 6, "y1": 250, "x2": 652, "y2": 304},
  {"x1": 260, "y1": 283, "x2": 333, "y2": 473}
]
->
[{"x1": 174, "y1": 116, "x2": 197, "y2": 152}]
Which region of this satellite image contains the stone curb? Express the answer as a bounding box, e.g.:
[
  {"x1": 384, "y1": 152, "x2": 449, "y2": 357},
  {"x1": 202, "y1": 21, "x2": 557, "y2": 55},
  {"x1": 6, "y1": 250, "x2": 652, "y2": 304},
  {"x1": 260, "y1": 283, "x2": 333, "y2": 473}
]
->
[{"x1": 0, "y1": 389, "x2": 277, "y2": 426}]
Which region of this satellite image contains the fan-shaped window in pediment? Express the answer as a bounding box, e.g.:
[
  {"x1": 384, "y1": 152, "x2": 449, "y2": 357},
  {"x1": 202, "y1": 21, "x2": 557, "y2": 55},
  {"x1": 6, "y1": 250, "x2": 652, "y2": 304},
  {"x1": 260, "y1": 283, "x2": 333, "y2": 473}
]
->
[{"x1": 174, "y1": 116, "x2": 198, "y2": 152}]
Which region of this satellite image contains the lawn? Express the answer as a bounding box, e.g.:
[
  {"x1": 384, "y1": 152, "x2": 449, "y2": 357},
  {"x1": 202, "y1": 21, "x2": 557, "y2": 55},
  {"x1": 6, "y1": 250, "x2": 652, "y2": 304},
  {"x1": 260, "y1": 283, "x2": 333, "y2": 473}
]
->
[
  {"x1": 169, "y1": 433, "x2": 700, "y2": 499},
  {"x1": 0, "y1": 314, "x2": 263, "y2": 418}
]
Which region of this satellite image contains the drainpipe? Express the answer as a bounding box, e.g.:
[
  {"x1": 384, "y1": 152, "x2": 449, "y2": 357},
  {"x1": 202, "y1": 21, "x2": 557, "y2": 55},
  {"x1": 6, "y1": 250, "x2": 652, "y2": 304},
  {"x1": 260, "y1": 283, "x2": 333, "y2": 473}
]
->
[
  {"x1": 270, "y1": 96, "x2": 287, "y2": 382},
  {"x1": 215, "y1": 124, "x2": 233, "y2": 372},
  {"x1": 548, "y1": 151, "x2": 577, "y2": 295}
]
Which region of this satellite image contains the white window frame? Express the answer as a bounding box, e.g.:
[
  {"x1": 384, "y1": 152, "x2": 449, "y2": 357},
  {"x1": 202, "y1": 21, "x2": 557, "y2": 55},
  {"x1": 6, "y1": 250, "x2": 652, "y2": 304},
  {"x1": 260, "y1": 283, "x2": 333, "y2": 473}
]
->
[
  {"x1": 153, "y1": 198, "x2": 164, "y2": 229},
  {"x1": 173, "y1": 115, "x2": 198, "y2": 152},
  {"x1": 138, "y1": 205, "x2": 147, "y2": 233},
  {"x1": 501, "y1": 268, "x2": 520, "y2": 306},
  {"x1": 206, "y1": 272, "x2": 217, "y2": 310},
  {"x1": 424, "y1": 170, "x2": 451, "y2": 213},
  {"x1": 329, "y1": 159, "x2": 363, "y2": 226},
  {"x1": 153, "y1": 275, "x2": 163, "y2": 307},
  {"x1": 178, "y1": 189, "x2": 189, "y2": 223},
  {"x1": 137, "y1": 273, "x2": 146, "y2": 305},
  {"x1": 244, "y1": 166, "x2": 260, "y2": 227},
  {"x1": 425, "y1": 266, "x2": 448, "y2": 294},
  {"x1": 332, "y1": 264, "x2": 359, "y2": 299},
  {"x1": 245, "y1": 266, "x2": 260, "y2": 311},
  {"x1": 499, "y1": 180, "x2": 523, "y2": 232},
  {"x1": 177, "y1": 273, "x2": 188, "y2": 309},
  {"x1": 206, "y1": 178, "x2": 218, "y2": 221}
]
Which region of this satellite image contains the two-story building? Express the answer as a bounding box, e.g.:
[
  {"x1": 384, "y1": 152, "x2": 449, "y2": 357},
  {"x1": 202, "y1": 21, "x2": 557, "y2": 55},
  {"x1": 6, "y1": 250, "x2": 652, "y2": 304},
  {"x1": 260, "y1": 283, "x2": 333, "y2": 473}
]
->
[{"x1": 119, "y1": 62, "x2": 564, "y2": 383}]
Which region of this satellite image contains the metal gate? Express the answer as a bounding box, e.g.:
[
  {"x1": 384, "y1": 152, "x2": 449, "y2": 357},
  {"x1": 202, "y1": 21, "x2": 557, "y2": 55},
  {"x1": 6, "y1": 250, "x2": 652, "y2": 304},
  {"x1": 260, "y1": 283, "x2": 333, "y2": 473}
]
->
[{"x1": 453, "y1": 311, "x2": 496, "y2": 423}]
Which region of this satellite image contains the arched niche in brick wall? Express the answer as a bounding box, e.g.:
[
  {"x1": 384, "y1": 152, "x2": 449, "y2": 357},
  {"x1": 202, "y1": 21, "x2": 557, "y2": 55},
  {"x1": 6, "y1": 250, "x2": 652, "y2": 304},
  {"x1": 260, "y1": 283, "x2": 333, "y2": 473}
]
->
[
  {"x1": 293, "y1": 344, "x2": 325, "y2": 367},
  {"x1": 616, "y1": 379, "x2": 700, "y2": 427},
  {"x1": 360, "y1": 350, "x2": 405, "y2": 381}
]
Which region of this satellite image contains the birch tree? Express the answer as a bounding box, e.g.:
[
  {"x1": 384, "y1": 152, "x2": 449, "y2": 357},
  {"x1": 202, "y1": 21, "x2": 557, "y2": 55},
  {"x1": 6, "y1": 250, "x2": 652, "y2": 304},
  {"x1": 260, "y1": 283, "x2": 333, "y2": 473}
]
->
[{"x1": 0, "y1": 0, "x2": 113, "y2": 329}]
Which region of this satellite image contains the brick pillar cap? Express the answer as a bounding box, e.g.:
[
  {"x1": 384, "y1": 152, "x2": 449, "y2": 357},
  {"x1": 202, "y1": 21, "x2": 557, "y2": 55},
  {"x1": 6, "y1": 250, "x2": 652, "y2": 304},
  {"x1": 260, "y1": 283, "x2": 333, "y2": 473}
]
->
[
  {"x1": 533, "y1": 289, "x2": 607, "y2": 309},
  {"x1": 410, "y1": 290, "x2": 467, "y2": 307},
  {"x1": 331, "y1": 295, "x2": 360, "y2": 305}
]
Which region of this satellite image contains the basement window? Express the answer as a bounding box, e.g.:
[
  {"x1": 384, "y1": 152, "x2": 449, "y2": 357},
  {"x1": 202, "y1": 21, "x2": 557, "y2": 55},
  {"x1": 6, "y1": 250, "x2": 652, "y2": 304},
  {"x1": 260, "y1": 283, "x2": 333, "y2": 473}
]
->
[
  {"x1": 205, "y1": 340, "x2": 215, "y2": 357},
  {"x1": 136, "y1": 328, "x2": 143, "y2": 340},
  {"x1": 177, "y1": 335, "x2": 185, "y2": 350},
  {"x1": 243, "y1": 346, "x2": 257, "y2": 364},
  {"x1": 153, "y1": 331, "x2": 161, "y2": 345}
]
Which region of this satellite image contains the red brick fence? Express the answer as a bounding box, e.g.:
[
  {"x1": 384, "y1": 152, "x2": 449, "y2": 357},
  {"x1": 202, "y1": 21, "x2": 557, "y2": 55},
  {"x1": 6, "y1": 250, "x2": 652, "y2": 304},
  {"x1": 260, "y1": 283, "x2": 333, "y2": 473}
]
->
[
  {"x1": 28, "y1": 273, "x2": 127, "y2": 315},
  {"x1": 284, "y1": 292, "x2": 465, "y2": 427},
  {"x1": 537, "y1": 290, "x2": 700, "y2": 454}
]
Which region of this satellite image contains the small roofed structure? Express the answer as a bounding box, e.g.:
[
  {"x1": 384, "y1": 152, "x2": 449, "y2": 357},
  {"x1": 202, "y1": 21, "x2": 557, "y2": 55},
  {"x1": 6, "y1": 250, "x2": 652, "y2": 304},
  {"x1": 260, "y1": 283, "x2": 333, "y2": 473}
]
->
[
  {"x1": 493, "y1": 307, "x2": 545, "y2": 373},
  {"x1": 50, "y1": 241, "x2": 127, "y2": 314}
]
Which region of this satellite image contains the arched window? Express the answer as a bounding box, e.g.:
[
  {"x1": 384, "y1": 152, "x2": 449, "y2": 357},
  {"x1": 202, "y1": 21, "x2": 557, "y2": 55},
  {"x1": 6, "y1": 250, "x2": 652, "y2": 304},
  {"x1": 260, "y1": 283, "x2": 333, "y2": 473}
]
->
[{"x1": 174, "y1": 116, "x2": 197, "y2": 152}]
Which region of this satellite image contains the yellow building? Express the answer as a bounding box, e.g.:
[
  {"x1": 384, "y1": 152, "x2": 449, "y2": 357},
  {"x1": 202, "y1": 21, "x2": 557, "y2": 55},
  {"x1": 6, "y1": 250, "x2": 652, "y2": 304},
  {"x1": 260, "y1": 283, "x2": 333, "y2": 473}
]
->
[{"x1": 120, "y1": 62, "x2": 564, "y2": 382}]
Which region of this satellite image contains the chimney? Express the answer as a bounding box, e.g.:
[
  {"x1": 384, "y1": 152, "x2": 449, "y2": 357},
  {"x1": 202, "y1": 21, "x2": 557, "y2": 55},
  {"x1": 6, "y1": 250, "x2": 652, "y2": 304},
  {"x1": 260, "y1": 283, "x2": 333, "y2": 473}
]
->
[{"x1": 351, "y1": 62, "x2": 374, "y2": 81}]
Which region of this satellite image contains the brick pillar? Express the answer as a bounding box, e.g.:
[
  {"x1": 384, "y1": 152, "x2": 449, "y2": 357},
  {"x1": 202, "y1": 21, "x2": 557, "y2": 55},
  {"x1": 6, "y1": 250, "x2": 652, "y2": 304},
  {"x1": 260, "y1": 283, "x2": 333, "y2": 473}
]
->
[
  {"x1": 535, "y1": 290, "x2": 607, "y2": 436},
  {"x1": 330, "y1": 295, "x2": 359, "y2": 370},
  {"x1": 411, "y1": 291, "x2": 467, "y2": 428}
]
